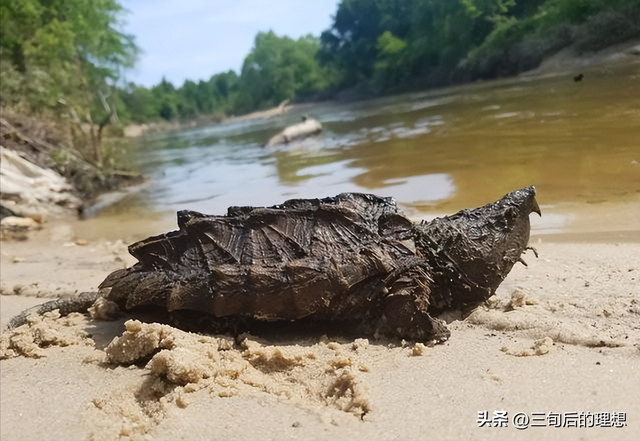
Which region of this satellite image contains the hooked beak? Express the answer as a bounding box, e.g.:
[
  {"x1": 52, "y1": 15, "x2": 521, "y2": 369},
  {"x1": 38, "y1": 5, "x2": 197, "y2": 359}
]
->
[
  {"x1": 531, "y1": 197, "x2": 541, "y2": 216},
  {"x1": 530, "y1": 186, "x2": 542, "y2": 216}
]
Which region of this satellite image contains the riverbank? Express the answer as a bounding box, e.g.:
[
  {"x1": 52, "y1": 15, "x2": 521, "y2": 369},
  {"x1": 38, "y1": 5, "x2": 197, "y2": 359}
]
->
[
  {"x1": 0, "y1": 110, "x2": 147, "y2": 239},
  {"x1": 524, "y1": 38, "x2": 640, "y2": 76},
  {"x1": 1, "y1": 232, "x2": 638, "y2": 440},
  {"x1": 121, "y1": 37, "x2": 640, "y2": 139},
  {"x1": 123, "y1": 100, "x2": 291, "y2": 138}
]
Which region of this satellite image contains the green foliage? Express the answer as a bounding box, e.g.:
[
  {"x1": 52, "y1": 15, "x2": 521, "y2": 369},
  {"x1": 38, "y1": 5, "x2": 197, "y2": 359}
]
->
[
  {"x1": 119, "y1": 84, "x2": 157, "y2": 123},
  {"x1": 111, "y1": 0, "x2": 639, "y2": 122},
  {"x1": 374, "y1": 31, "x2": 409, "y2": 89},
  {"x1": 117, "y1": 70, "x2": 241, "y2": 123},
  {"x1": 540, "y1": 0, "x2": 614, "y2": 24},
  {"x1": 6, "y1": 0, "x2": 636, "y2": 133},
  {"x1": 319, "y1": 0, "x2": 640, "y2": 91},
  {"x1": 468, "y1": 0, "x2": 640, "y2": 73},
  {"x1": 319, "y1": 0, "x2": 415, "y2": 87},
  {"x1": 0, "y1": 0, "x2": 138, "y2": 168},
  {"x1": 0, "y1": 0, "x2": 137, "y2": 113},
  {"x1": 319, "y1": 0, "x2": 511, "y2": 89},
  {"x1": 120, "y1": 32, "x2": 333, "y2": 121},
  {"x1": 234, "y1": 31, "x2": 332, "y2": 113},
  {"x1": 377, "y1": 31, "x2": 408, "y2": 55}
]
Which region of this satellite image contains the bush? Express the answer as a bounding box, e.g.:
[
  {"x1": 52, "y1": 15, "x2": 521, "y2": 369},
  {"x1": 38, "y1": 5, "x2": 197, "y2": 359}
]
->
[
  {"x1": 573, "y1": 4, "x2": 640, "y2": 52},
  {"x1": 464, "y1": 0, "x2": 640, "y2": 79}
]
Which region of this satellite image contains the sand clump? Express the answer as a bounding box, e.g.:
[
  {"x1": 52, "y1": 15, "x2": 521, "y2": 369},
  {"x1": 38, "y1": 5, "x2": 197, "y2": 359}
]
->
[
  {"x1": 0, "y1": 310, "x2": 92, "y2": 359},
  {"x1": 88, "y1": 297, "x2": 122, "y2": 321},
  {"x1": 71, "y1": 320, "x2": 372, "y2": 439},
  {"x1": 2, "y1": 315, "x2": 374, "y2": 439},
  {"x1": 500, "y1": 336, "x2": 554, "y2": 357},
  {"x1": 103, "y1": 320, "x2": 371, "y2": 418}
]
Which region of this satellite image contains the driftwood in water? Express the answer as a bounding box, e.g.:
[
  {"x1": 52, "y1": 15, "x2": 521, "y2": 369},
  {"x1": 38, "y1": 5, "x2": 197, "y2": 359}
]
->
[{"x1": 265, "y1": 116, "x2": 322, "y2": 147}]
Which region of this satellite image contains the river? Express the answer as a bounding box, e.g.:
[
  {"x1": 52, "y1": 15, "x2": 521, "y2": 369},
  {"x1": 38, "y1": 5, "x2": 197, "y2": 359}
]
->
[{"x1": 77, "y1": 58, "x2": 640, "y2": 243}]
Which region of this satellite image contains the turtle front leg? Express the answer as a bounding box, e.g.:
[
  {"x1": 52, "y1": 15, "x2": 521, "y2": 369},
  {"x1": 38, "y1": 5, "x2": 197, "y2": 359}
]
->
[
  {"x1": 376, "y1": 256, "x2": 450, "y2": 343},
  {"x1": 380, "y1": 294, "x2": 450, "y2": 343}
]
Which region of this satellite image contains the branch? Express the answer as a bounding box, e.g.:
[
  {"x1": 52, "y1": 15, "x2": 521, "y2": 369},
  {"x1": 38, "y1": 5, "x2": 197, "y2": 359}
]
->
[
  {"x1": 99, "y1": 90, "x2": 119, "y2": 125},
  {"x1": 0, "y1": 117, "x2": 56, "y2": 154}
]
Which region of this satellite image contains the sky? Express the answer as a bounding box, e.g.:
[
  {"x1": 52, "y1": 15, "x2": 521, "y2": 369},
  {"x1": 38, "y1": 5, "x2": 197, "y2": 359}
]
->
[{"x1": 121, "y1": 0, "x2": 341, "y2": 88}]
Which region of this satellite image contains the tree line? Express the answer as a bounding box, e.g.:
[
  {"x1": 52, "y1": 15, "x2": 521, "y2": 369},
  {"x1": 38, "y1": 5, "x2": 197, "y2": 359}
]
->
[
  {"x1": 119, "y1": 31, "x2": 336, "y2": 124},
  {"x1": 2, "y1": 0, "x2": 639, "y2": 131},
  {"x1": 321, "y1": 0, "x2": 640, "y2": 91},
  {"x1": 122, "y1": 0, "x2": 640, "y2": 123}
]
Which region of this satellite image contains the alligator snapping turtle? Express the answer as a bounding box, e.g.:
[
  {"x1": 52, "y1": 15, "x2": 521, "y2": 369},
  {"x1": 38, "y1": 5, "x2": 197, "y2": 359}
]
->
[{"x1": 9, "y1": 187, "x2": 540, "y2": 342}]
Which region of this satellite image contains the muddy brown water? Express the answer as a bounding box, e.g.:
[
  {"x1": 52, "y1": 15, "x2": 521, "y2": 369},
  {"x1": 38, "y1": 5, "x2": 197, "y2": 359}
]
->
[{"x1": 77, "y1": 59, "x2": 640, "y2": 243}]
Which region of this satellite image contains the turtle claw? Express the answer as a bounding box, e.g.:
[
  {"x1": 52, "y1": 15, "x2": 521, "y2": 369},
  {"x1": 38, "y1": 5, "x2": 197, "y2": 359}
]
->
[
  {"x1": 517, "y1": 247, "x2": 539, "y2": 267},
  {"x1": 526, "y1": 246, "x2": 539, "y2": 258}
]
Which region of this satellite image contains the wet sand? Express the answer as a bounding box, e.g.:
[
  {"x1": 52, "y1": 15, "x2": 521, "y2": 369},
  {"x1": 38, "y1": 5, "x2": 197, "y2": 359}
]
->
[{"x1": 1, "y1": 212, "x2": 638, "y2": 440}]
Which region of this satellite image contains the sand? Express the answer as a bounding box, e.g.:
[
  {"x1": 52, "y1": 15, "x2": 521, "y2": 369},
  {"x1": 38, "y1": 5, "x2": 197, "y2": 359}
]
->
[{"x1": 1, "y1": 217, "x2": 639, "y2": 441}]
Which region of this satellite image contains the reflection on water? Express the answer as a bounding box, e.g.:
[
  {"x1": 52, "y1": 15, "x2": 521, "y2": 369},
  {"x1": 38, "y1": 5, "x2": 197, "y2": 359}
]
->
[{"x1": 94, "y1": 59, "x2": 639, "y2": 241}]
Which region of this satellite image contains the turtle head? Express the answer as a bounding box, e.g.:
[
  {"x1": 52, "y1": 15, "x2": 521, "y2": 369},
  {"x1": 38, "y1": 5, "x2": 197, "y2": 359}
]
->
[{"x1": 414, "y1": 186, "x2": 540, "y2": 314}]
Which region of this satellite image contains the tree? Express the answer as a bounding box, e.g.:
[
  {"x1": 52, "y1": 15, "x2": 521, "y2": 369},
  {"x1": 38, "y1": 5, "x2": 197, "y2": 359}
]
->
[
  {"x1": 209, "y1": 70, "x2": 239, "y2": 114},
  {"x1": 234, "y1": 31, "x2": 332, "y2": 113},
  {"x1": 150, "y1": 77, "x2": 178, "y2": 121},
  {"x1": 0, "y1": 0, "x2": 138, "y2": 166},
  {"x1": 120, "y1": 83, "x2": 158, "y2": 123},
  {"x1": 373, "y1": 31, "x2": 409, "y2": 89},
  {"x1": 318, "y1": 0, "x2": 415, "y2": 87}
]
